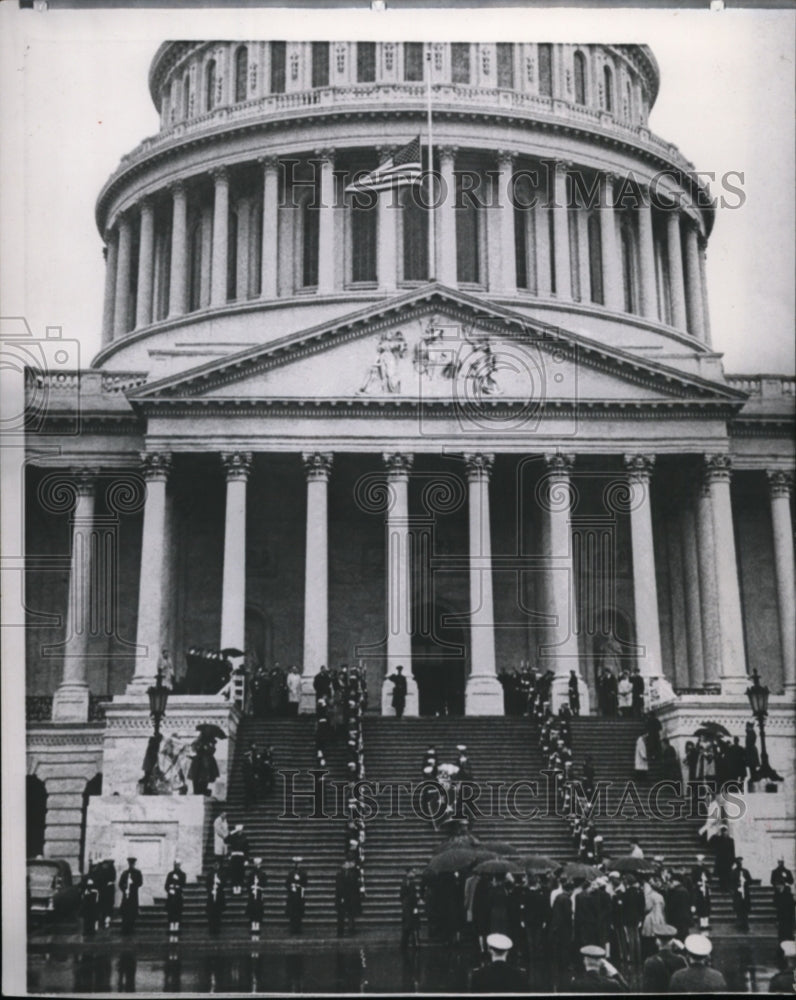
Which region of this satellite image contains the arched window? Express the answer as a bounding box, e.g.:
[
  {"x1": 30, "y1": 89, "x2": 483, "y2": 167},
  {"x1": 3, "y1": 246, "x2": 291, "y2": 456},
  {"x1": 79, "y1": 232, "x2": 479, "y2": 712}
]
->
[
  {"x1": 588, "y1": 212, "x2": 603, "y2": 305},
  {"x1": 574, "y1": 51, "x2": 586, "y2": 105},
  {"x1": 205, "y1": 59, "x2": 216, "y2": 112},
  {"x1": 625, "y1": 80, "x2": 633, "y2": 123},
  {"x1": 234, "y1": 46, "x2": 248, "y2": 104},
  {"x1": 538, "y1": 44, "x2": 553, "y2": 97},
  {"x1": 603, "y1": 64, "x2": 614, "y2": 113},
  {"x1": 182, "y1": 72, "x2": 191, "y2": 119}
]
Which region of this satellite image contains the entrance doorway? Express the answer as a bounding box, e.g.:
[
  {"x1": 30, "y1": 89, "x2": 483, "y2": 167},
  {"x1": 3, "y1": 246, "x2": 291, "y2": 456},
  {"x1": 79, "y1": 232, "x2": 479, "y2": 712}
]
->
[
  {"x1": 411, "y1": 602, "x2": 467, "y2": 716},
  {"x1": 26, "y1": 775, "x2": 47, "y2": 858}
]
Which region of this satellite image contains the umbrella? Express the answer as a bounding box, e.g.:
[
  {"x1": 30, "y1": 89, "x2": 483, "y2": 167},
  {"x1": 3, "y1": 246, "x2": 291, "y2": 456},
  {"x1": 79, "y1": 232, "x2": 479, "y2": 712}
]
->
[
  {"x1": 424, "y1": 847, "x2": 492, "y2": 875},
  {"x1": 478, "y1": 840, "x2": 520, "y2": 857},
  {"x1": 220, "y1": 647, "x2": 245, "y2": 658},
  {"x1": 562, "y1": 862, "x2": 600, "y2": 882},
  {"x1": 432, "y1": 832, "x2": 481, "y2": 855},
  {"x1": 473, "y1": 857, "x2": 526, "y2": 876},
  {"x1": 694, "y1": 721, "x2": 730, "y2": 739},
  {"x1": 196, "y1": 723, "x2": 227, "y2": 740},
  {"x1": 522, "y1": 855, "x2": 559, "y2": 874},
  {"x1": 608, "y1": 855, "x2": 657, "y2": 875}
]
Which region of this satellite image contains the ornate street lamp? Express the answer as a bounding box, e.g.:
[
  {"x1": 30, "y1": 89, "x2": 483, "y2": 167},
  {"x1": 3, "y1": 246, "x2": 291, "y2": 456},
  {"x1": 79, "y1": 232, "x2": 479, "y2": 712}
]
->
[
  {"x1": 745, "y1": 669, "x2": 783, "y2": 784},
  {"x1": 147, "y1": 666, "x2": 171, "y2": 740}
]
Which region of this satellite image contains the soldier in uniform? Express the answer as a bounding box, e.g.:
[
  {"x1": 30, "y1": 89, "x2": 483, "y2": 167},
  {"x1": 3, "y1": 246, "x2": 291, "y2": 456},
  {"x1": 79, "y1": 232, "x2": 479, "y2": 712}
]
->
[
  {"x1": 79, "y1": 876, "x2": 100, "y2": 938},
  {"x1": 206, "y1": 861, "x2": 226, "y2": 935},
  {"x1": 568, "y1": 670, "x2": 580, "y2": 716},
  {"x1": 729, "y1": 856, "x2": 752, "y2": 932},
  {"x1": 285, "y1": 857, "x2": 308, "y2": 934},
  {"x1": 246, "y1": 858, "x2": 267, "y2": 937},
  {"x1": 572, "y1": 944, "x2": 628, "y2": 993},
  {"x1": 400, "y1": 867, "x2": 421, "y2": 950},
  {"x1": 164, "y1": 859, "x2": 186, "y2": 937},
  {"x1": 226, "y1": 823, "x2": 249, "y2": 895},
  {"x1": 387, "y1": 665, "x2": 408, "y2": 719},
  {"x1": 668, "y1": 933, "x2": 727, "y2": 992},
  {"x1": 769, "y1": 940, "x2": 796, "y2": 994},
  {"x1": 641, "y1": 922, "x2": 687, "y2": 992},
  {"x1": 691, "y1": 854, "x2": 712, "y2": 932},
  {"x1": 97, "y1": 859, "x2": 116, "y2": 929},
  {"x1": 335, "y1": 860, "x2": 359, "y2": 936},
  {"x1": 118, "y1": 857, "x2": 143, "y2": 936},
  {"x1": 469, "y1": 933, "x2": 527, "y2": 992}
]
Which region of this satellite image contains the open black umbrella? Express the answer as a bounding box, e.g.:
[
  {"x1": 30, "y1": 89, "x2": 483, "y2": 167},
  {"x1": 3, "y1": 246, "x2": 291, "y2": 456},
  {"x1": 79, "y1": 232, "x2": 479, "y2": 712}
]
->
[
  {"x1": 196, "y1": 723, "x2": 227, "y2": 740},
  {"x1": 473, "y1": 857, "x2": 526, "y2": 876},
  {"x1": 432, "y1": 832, "x2": 481, "y2": 855},
  {"x1": 562, "y1": 861, "x2": 600, "y2": 882},
  {"x1": 522, "y1": 855, "x2": 559, "y2": 874},
  {"x1": 608, "y1": 855, "x2": 657, "y2": 875},
  {"x1": 220, "y1": 647, "x2": 245, "y2": 659},
  {"x1": 477, "y1": 840, "x2": 520, "y2": 857},
  {"x1": 694, "y1": 721, "x2": 730, "y2": 739},
  {"x1": 425, "y1": 846, "x2": 495, "y2": 875}
]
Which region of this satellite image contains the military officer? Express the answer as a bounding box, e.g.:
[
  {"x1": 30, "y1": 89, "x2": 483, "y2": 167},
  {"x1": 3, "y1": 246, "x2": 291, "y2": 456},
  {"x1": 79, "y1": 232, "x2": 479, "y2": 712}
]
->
[
  {"x1": 164, "y1": 859, "x2": 186, "y2": 937},
  {"x1": 572, "y1": 944, "x2": 628, "y2": 992},
  {"x1": 668, "y1": 934, "x2": 727, "y2": 992},
  {"x1": 206, "y1": 861, "x2": 226, "y2": 935},
  {"x1": 285, "y1": 857, "x2": 308, "y2": 934},
  {"x1": 469, "y1": 933, "x2": 527, "y2": 992},
  {"x1": 388, "y1": 665, "x2": 408, "y2": 719},
  {"x1": 247, "y1": 858, "x2": 268, "y2": 936},
  {"x1": 79, "y1": 876, "x2": 100, "y2": 938},
  {"x1": 730, "y1": 856, "x2": 753, "y2": 932},
  {"x1": 691, "y1": 854, "x2": 712, "y2": 931},
  {"x1": 118, "y1": 857, "x2": 143, "y2": 936}
]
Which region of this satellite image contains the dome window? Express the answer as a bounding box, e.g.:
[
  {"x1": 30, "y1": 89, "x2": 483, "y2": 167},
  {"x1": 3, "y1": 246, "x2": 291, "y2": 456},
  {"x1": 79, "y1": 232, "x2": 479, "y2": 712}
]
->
[
  {"x1": 538, "y1": 44, "x2": 553, "y2": 97},
  {"x1": 312, "y1": 42, "x2": 329, "y2": 88},
  {"x1": 271, "y1": 42, "x2": 286, "y2": 94},
  {"x1": 574, "y1": 50, "x2": 587, "y2": 105},
  {"x1": 603, "y1": 64, "x2": 614, "y2": 113},
  {"x1": 451, "y1": 43, "x2": 470, "y2": 85},
  {"x1": 497, "y1": 43, "x2": 514, "y2": 89},
  {"x1": 234, "y1": 46, "x2": 248, "y2": 104},
  {"x1": 357, "y1": 42, "x2": 376, "y2": 83},
  {"x1": 404, "y1": 42, "x2": 424, "y2": 82},
  {"x1": 205, "y1": 59, "x2": 216, "y2": 112}
]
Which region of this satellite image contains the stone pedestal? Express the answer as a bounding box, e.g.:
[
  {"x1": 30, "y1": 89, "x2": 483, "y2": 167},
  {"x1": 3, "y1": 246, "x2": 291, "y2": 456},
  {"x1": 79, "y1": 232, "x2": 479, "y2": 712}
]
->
[
  {"x1": 85, "y1": 795, "x2": 207, "y2": 906},
  {"x1": 550, "y1": 673, "x2": 590, "y2": 716},
  {"x1": 51, "y1": 684, "x2": 90, "y2": 723},
  {"x1": 465, "y1": 673, "x2": 508, "y2": 716},
  {"x1": 730, "y1": 790, "x2": 795, "y2": 875}
]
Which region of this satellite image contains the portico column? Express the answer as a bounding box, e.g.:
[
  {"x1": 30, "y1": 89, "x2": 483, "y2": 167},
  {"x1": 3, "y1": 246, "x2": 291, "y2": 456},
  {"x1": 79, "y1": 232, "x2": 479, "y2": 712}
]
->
[
  {"x1": 101, "y1": 230, "x2": 118, "y2": 346},
  {"x1": 113, "y1": 215, "x2": 132, "y2": 336},
  {"x1": 51, "y1": 470, "x2": 96, "y2": 722},
  {"x1": 260, "y1": 157, "x2": 279, "y2": 299},
  {"x1": 666, "y1": 207, "x2": 687, "y2": 331},
  {"x1": 542, "y1": 454, "x2": 588, "y2": 713},
  {"x1": 220, "y1": 452, "x2": 252, "y2": 654},
  {"x1": 683, "y1": 219, "x2": 706, "y2": 340},
  {"x1": 497, "y1": 150, "x2": 517, "y2": 295},
  {"x1": 211, "y1": 168, "x2": 229, "y2": 307},
  {"x1": 698, "y1": 236, "x2": 713, "y2": 347},
  {"x1": 637, "y1": 188, "x2": 658, "y2": 321},
  {"x1": 381, "y1": 453, "x2": 419, "y2": 716},
  {"x1": 168, "y1": 182, "x2": 189, "y2": 317},
  {"x1": 438, "y1": 146, "x2": 457, "y2": 286},
  {"x1": 599, "y1": 173, "x2": 623, "y2": 311},
  {"x1": 552, "y1": 161, "x2": 572, "y2": 300},
  {"x1": 316, "y1": 148, "x2": 336, "y2": 294},
  {"x1": 129, "y1": 452, "x2": 172, "y2": 691},
  {"x1": 704, "y1": 454, "x2": 748, "y2": 693},
  {"x1": 463, "y1": 453, "x2": 503, "y2": 715},
  {"x1": 695, "y1": 469, "x2": 721, "y2": 686},
  {"x1": 376, "y1": 148, "x2": 398, "y2": 293},
  {"x1": 300, "y1": 452, "x2": 333, "y2": 713},
  {"x1": 767, "y1": 470, "x2": 795, "y2": 692},
  {"x1": 135, "y1": 200, "x2": 155, "y2": 329}
]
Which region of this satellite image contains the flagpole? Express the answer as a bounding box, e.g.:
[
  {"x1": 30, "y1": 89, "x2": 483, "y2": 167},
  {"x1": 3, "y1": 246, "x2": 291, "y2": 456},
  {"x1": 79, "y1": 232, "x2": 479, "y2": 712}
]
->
[{"x1": 425, "y1": 46, "x2": 435, "y2": 282}]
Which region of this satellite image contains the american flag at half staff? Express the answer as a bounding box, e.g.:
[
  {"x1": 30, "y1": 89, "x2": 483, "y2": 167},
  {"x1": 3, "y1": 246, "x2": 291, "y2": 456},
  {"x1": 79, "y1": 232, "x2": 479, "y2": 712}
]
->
[{"x1": 345, "y1": 135, "x2": 423, "y2": 194}]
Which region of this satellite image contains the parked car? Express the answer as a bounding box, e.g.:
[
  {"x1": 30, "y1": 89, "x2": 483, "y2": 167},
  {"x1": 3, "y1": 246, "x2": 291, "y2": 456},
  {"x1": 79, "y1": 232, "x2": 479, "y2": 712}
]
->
[{"x1": 27, "y1": 858, "x2": 81, "y2": 922}]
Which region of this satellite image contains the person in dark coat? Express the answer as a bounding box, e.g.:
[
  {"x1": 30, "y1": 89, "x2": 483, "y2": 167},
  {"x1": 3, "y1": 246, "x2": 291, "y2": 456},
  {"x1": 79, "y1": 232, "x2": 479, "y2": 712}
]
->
[
  {"x1": 641, "y1": 923, "x2": 687, "y2": 992},
  {"x1": 769, "y1": 940, "x2": 796, "y2": 994},
  {"x1": 771, "y1": 858, "x2": 794, "y2": 891},
  {"x1": 730, "y1": 857, "x2": 753, "y2": 932},
  {"x1": 661, "y1": 739, "x2": 681, "y2": 784},
  {"x1": 118, "y1": 857, "x2": 143, "y2": 935},
  {"x1": 571, "y1": 945, "x2": 628, "y2": 993},
  {"x1": 724, "y1": 736, "x2": 747, "y2": 786},
  {"x1": 548, "y1": 881, "x2": 573, "y2": 990},
  {"x1": 79, "y1": 876, "x2": 100, "y2": 938},
  {"x1": 622, "y1": 873, "x2": 645, "y2": 974},
  {"x1": 568, "y1": 671, "x2": 580, "y2": 716},
  {"x1": 313, "y1": 665, "x2": 332, "y2": 701},
  {"x1": 285, "y1": 857, "x2": 308, "y2": 934},
  {"x1": 205, "y1": 862, "x2": 226, "y2": 935},
  {"x1": 745, "y1": 722, "x2": 761, "y2": 781},
  {"x1": 773, "y1": 884, "x2": 796, "y2": 943},
  {"x1": 246, "y1": 859, "x2": 267, "y2": 936},
  {"x1": 631, "y1": 668, "x2": 645, "y2": 718},
  {"x1": 400, "y1": 868, "x2": 421, "y2": 950},
  {"x1": 96, "y1": 859, "x2": 116, "y2": 929},
  {"x1": 164, "y1": 859, "x2": 186, "y2": 936},
  {"x1": 691, "y1": 856, "x2": 712, "y2": 931},
  {"x1": 574, "y1": 882, "x2": 600, "y2": 949},
  {"x1": 669, "y1": 933, "x2": 727, "y2": 992},
  {"x1": 335, "y1": 860, "x2": 359, "y2": 936},
  {"x1": 388, "y1": 665, "x2": 408, "y2": 719},
  {"x1": 226, "y1": 824, "x2": 250, "y2": 895},
  {"x1": 664, "y1": 873, "x2": 692, "y2": 942},
  {"x1": 189, "y1": 733, "x2": 219, "y2": 795},
  {"x1": 469, "y1": 933, "x2": 527, "y2": 992},
  {"x1": 713, "y1": 826, "x2": 735, "y2": 891}
]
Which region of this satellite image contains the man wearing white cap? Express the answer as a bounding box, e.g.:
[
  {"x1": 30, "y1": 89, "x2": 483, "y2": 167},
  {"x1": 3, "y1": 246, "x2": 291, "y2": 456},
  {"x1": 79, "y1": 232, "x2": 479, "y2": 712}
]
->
[
  {"x1": 469, "y1": 933, "x2": 526, "y2": 991},
  {"x1": 669, "y1": 934, "x2": 727, "y2": 992},
  {"x1": 572, "y1": 944, "x2": 627, "y2": 993},
  {"x1": 641, "y1": 923, "x2": 687, "y2": 992},
  {"x1": 769, "y1": 940, "x2": 796, "y2": 993}
]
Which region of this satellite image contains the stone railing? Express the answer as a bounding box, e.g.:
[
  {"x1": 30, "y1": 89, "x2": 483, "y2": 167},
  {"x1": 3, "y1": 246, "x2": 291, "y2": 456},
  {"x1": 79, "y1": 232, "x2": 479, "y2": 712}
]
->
[
  {"x1": 673, "y1": 685, "x2": 722, "y2": 697},
  {"x1": 89, "y1": 695, "x2": 112, "y2": 722},
  {"x1": 24, "y1": 370, "x2": 148, "y2": 395},
  {"x1": 26, "y1": 695, "x2": 54, "y2": 722},
  {"x1": 725, "y1": 375, "x2": 796, "y2": 398}
]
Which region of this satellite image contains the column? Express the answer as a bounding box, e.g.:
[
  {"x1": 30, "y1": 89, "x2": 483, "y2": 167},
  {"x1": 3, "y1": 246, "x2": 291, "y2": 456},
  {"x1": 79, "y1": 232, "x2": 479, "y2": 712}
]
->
[
  {"x1": 101, "y1": 230, "x2": 118, "y2": 346},
  {"x1": 220, "y1": 452, "x2": 252, "y2": 654},
  {"x1": 377, "y1": 151, "x2": 398, "y2": 292},
  {"x1": 599, "y1": 173, "x2": 623, "y2": 311},
  {"x1": 552, "y1": 161, "x2": 572, "y2": 300},
  {"x1": 300, "y1": 452, "x2": 333, "y2": 712},
  {"x1": 535, "y1": 196, "x2": 552, "y2": 295},
  {"x1": 767, "y1": 470, "x2": 795, "y2": 692},
  {"x1": 576, "y1": 207, "x2": 591, "y2": 303},
  {"x1": 666, "y1": 207, "x2": 687, "y2": 330},
  {"x1": 235, "y1": 197, "x2": 251, "y2": 301},
  {"x1": 113, "y1": 215, "x2": 132, "y2": 337},
  {"x1": 695, "y1": 469, "x2": 721, "y2": 685},
  {"x1": 381, "y1": 453, "x2": 419, "y2": 716},
  {"x1": 260, "y1": 156, "x2": 279, "y2": 299},
  {"x1": 129, "y1": 452, "x2": 172, "y2": 691},
  {"x1": 683, "y1": 219, "x2": 706, "y2": 340},
  {"x1": 211, "y1": 168, "x2": 229, "y2": 306},
  {"x1": 316, "y1": 148, "x2": 336, "y2": 294},
  {"x1": 698, "y1": 236, "x2": 713, "y2": 347},
  {"x1": 637, "y1": 188, "x2": 658, "y2": 321},
  {"x1": 541, "y1": 454, "x2": 588, "y2": 712},
  {"x1": 51, "y1": 470, "x2": 96, "y2": 722},
  {"x1": 623, "y1": 455, "x2": 664, "y2": 684},
  {"x1": 463, "y1": 453, "x2": 504, "y2": 715},
  {"x1": 497, "y1": 151, "x2": 517, "y2": 295},
  {"x1": 135, "y1": 200, "x2": 155, "y2": 329},
  {"x1": 168, "y1": 182, "x2": 189, "y2": 317},
  {"x1": 438, "y1": 146, "x2": 457, "y2": 286},
  {"x1": 679, "y1": 490, "x2": 705, "y2": 688},
  {"x1": 704, "y1": 454, "x2": 748, "y2": 693}
]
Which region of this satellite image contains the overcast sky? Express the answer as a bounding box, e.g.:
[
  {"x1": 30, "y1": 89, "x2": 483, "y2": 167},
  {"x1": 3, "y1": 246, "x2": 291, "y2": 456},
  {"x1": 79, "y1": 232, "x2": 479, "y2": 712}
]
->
[{"x1": 1, "y1": 5, "x2": 793, "y2": 373}]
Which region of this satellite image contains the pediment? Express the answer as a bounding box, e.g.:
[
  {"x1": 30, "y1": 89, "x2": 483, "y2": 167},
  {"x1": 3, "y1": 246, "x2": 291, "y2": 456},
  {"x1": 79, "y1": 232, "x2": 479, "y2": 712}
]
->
[{"x1": 130, "y1": 286, "x2": 746, "y2": 412}]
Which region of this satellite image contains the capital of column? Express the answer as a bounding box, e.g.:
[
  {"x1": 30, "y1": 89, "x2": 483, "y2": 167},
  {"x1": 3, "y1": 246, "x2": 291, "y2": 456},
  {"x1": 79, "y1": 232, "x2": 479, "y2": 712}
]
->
[
  {"x1": 221, "y1": 451, "x2": 253, "y2": 481},
  {"x1": 169, "y1": 180, "x2": 188, "y2": 200},
  {"x1": 376, "y1": 144, "x2": 398, "y2": 160},
  {"x1": 767, "y1": 469, "x2": 794, "y2": 500},
  {"x1": 554, "y1": 159, "x2": 573, "y2": 175},
  {"x1": 543, "y1": 452, "x2": 576, "y2": 477},
  {"x1": 623, "y1": 453, "x2": 656, "y2": 484},
  {"x1": 138, "y1": 196, "x2": 154, "y2": 216},
  {"x1": 438, "y1": 145, "x2": 458, "y2": 163},
  {"x1": 210, "y1": 166, "x2": 229, "y2": 185},
  {"x1": 302, "y1": 451, "x2": 334, "y2": 482},
  {"x1": 463, "y1": 452, "x2": 494, "y2": 482},
  {"x1": 69, "y1": 467, "x2": 99, "y2": 497},
  {"x1": 313, "y1": 147, "x2": 336, "y2": 163},
  {"x1": 703, "y1": 452, "x2": 732, "y2": 485},
  {"x1": 383, "y1": 452, "x2": 414, "y2": 481},
  {"x1": 258, "y1": 155, "x2": 280, "y2": 173},
  {"x1": 497, "y1": 149, "x2": 516, "y2": 169},
  {"x1": 140, "y1": 451, "x2": 173, "y2": 483}
]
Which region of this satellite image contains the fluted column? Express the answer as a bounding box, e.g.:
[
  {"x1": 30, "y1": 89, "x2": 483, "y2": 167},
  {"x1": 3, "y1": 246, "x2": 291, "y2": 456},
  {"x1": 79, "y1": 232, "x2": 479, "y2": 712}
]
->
[
  {"x1": 666, "y1": 207, "x2": 687, "y2": 330},
  {"x1": 462, "y1": 453, "x2": 503, "y2": 715},
  {"x1": 698, "y1": 236, "x2": 712, "y2": 347},
  {"x1": 129, "y1": 452, "x2": 172, "y2": 691},
  {"x1": 168, "y1": 182, "x2": 189, "y2": 317},
  {"x1": 438, "y1": 146, "x2": 457, "y2": 286},
  {"x1": 679, "y1": 490, "x2": 705, "y2": 688},
  {"x1": 113, "y1": 215, "x2": 132, "y2": 336},
  {"x1": 552, "y1": 161, "x2": 572, "y2": 300},
  {"x1": 316, "y1": 148, "x2": 336, "y2": 294},
  {"x1": 300, "y1": 452, "x2": 333, "y2": 713},
  {"x1": 541, "y1": 454, "x2": 587, "y2": 712},
  {"x1": 683, "y1": 219, "x2": 706, "y2": 340},
  {"x1": 135, "y1": 200, "x2": 155, "y2": 329},
  {"x1": 696, "y1": 470, "x2": 721, "y2": 685},
  {"x1": 704, "y1": 454, "x2": 748, "y2": 693},
  {"x1": 211, "y1": 168, "x2": 229, "y2": 307},
  {"x1": 599, "y1": 173, "x2": 623, "y2": 311},
  {"x1": 382, "y1": 453, "x2": 419, "y2": 716},
  {"x1": 220, "y1": 452, "x2": 252, "y2": 655},
  {"x1": 260, "y1": 156, "x2": 279, "y2": 299},
  {"x1": 624, "y1": 455, "x2": 663, "y2": 684},
  {"x1": 51, "y1": 470, "x2": 97, "y2": 722},
  {"x1": 767, "y1": 470, "x2": 795, "y2": 692},
  {"x1": 497, "y1": 151, "x2": 517, "y2": 295},
  {"x1": 637, "y1": 188, "x2": 658, "y2": 321},
  {"x1": 101, "y1": 230, "x2": 118, "y2": 346}
]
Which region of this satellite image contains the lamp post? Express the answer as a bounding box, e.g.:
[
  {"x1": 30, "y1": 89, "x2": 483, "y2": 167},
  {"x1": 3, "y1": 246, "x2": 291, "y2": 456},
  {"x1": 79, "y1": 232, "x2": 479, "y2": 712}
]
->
[
  {"x1": 147, "y1": 666, "x2": 171, "y2": 741},
  {"x1": 745, "y1": 669, "x2": 783, "y2": 784}
]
